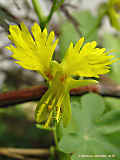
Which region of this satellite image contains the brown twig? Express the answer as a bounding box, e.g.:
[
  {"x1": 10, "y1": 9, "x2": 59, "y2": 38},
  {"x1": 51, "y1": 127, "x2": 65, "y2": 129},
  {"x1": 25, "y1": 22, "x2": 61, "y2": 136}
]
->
[
  {"x1": 63, "y1": 3, "x2": 78, "y2": 9},
  {"x1": 0, "y1": 84, "x2": 99, "y2": 108},
  {"x1": 0, "y1": 147, "x2": 49, "y2": 160},
  {"x1": 0, "y1": 147, "x2": 49, "y2": 156},
  {"x1": 0, "y1": 149, "x2": 25, "y2": 159},
  {"x1": 0, "y1": 85, "x2": 47, "y2": 108},
  {"x1": 60, "y1": 4, "x2": 81, "y2": 35},
  {"x1": 0, "y1": 75, "x2": 120, "y2": 108}
]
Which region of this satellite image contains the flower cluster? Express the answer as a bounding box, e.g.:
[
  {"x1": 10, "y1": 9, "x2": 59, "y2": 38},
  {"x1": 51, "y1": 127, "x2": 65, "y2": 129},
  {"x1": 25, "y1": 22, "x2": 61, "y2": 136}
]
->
[{"x1": 6, "y1": 22, "x2": 116, "y2": 128}]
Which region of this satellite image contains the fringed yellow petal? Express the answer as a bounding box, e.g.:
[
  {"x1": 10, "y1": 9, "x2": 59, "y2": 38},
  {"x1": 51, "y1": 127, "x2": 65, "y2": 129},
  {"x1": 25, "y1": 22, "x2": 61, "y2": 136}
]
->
[
  {"x1": 20, "y1": 22, "x2": 34, "y2": 45},
  {"x1": 6, "y1": 22, "x2": 58, "y2": 80},
  {"x1": 8, "y1": 25, "x2": 22, "y2": 46},
  {"x1": 31, "y1": 22, "x2": 41, "y2": 43},
  {"x1": 46, "y1": 31, "x2": 55, "y2": 46},
  {"x1": 74, "y1": 37, "x2": 84, "y2": 52},
  {"x1": 61, "y1": 38, "x2": 117, "y2": 78},
  {"x1": 42, "y1": 27, "x2": 48, "y2": 39}
]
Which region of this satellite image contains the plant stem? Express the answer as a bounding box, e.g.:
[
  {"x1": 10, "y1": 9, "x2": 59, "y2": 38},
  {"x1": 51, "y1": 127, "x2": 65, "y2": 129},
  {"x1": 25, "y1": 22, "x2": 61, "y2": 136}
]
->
[
  {"x1": 53, "y1": 127, "x2": 58, "y2": 148},
  {"x1": 46, "y1": 0, "x2": 57, "y2": 24},
  {"x1": 32, "y1": 0, "x2": 46, "y2": 29},
  {"x1": 55, "y1": 0, "x2": 65, "y2": 10},
  {"x1": 45, "y1": 0, "x2": 64, "y2": 24},
  {"x1": 86, "y1": 3, "x2": 107, "y2": 39},
  {"x1": 32, "y1": 0, "x2": 65, "y2": 27}
]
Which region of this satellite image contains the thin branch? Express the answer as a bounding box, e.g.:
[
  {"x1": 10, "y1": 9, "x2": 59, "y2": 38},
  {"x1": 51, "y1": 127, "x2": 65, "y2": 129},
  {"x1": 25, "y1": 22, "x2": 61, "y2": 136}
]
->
[
  {"x1": 0, "y1": 85, "x2": 47, "y2": 108},
  {"x1": 0, "y1": 150, "x2": 25, "y2": 159},
  {"x1": 32, "y1": 0, "x2": 46, "y2": 29},
  {"x1": 0, "y1": 147, "x2": 49, "y2": 156},
  {"x1": 60, "y1": 4, "x2": 81, "y2": 35},
  {"x1": 46, "y1": 0, "x2": 64, "y2": 25},
  {"x1": 0, "y1": 76, "x2": 120, "y2": 108},
  {"x1": 0, "y1": 147, "x2": 49, "y2": 160},
  {"x1": 63, "y1": 3, "x2": 78, "y2": 9},
  {"x1": 46, "y1": 0, "x2": 58, "y2": 24},
  {"x1": 0, "y1": 83, "x2": 103, "y2": 108}
]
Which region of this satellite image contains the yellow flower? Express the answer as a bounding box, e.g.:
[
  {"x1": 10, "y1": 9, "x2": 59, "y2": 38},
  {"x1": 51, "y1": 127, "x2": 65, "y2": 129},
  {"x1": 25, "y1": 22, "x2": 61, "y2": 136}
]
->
[
  {"x1": 6, "y1": 22, "x2": 58, "y2": 80},
  {"x1": 61, "y1": 37, "x2": 115, "y2": 78},
  {"x1": 6, "y1": 22, "x2": 116, "y2": 128}
]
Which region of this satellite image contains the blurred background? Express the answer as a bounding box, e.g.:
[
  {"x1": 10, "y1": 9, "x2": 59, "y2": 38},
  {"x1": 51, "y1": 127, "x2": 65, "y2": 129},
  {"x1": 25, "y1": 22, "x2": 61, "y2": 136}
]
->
[{"x1": 0, "y1": 0, "x2": 120, "y2": 159}]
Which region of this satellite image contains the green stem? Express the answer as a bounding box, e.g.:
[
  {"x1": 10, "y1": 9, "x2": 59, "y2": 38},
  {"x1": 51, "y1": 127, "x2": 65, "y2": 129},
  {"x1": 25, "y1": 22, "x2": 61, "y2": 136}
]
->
[
  {"x1": 55, "y1": 0, "x2": 65, "y2": 10},
  {"x1": 45, "y1": 0, "x2": 64, "y2": 24},
  {"x1": 32, "y1": 0, "x2": 65, "y2": 28},
  {"x1": 46, "y1": 0, "x2": 57, "y2": 24},
  {"x1": 32, "y1": 0, "x2": 46, "y2": 29},
  {"x1": 86, "y1": 3, "x2": 107, "y2": 40},
  {"x1": 53, "y1": 127, "x2": 58, "y2": 148}
]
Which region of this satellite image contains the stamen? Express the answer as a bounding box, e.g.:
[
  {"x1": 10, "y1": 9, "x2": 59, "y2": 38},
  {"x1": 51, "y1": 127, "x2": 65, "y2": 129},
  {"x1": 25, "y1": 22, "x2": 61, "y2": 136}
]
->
[
  {"x1": 60, "y1": 74, "x2": 67, "y2": 82},
  {"x1": 45, "y1": 71, "x2": 53, "y2": 80},
  {"x1": 56, "y1": 93, "x2": 65, "y2": 122},
  {"x1": 44, "y1": 110, "x2": 53, "y2": 128}
]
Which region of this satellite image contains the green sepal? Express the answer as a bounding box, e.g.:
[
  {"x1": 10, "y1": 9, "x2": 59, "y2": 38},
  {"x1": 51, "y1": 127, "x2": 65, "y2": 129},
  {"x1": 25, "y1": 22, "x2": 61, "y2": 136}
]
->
[
  {"x1": 36, "y1": 123, "x2": 53, "y2": 131},
  {"x1": 67, "y1": 77, "x2": 98, "y2": 90},
  {"x1": 62, "y1": 92, "x2": 71, "y2": 128}
]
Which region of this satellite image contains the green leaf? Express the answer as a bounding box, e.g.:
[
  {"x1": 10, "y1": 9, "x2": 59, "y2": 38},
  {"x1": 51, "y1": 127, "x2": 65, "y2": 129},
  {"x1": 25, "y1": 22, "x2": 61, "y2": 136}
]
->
[
  {"x1": 59, "y1": 11, "x2": 99, "y2": 59},
  {"x1": 97, "y1": 110, "x2": 120, "y2": 134},
  {"x1": 104, "y1": 97, "x2": 120, "y2": 110},
  {"x1": 58, "y1": 93, "x2": 120, "y2": 160},
  {"x1": 103, "y1": 33, "x2": 120, "y2": 83}
]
